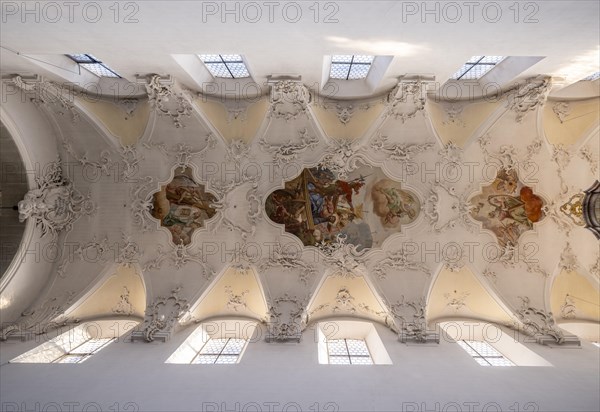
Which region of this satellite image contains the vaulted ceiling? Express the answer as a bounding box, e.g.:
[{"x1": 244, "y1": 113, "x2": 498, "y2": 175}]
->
[{"x1": 0, "y1": 1, "x2": 598, "y2": 346}]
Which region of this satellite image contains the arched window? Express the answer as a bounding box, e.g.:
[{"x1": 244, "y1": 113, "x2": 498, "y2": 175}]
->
[
  {"x1": 439, "y1": 321, "x2": 551, "y2": 367},
  {"x1": 10, "y1": 320, "x2": 137, "y2": 364},
  {"x1": 456, "y1": 340, "x2": 514, "y2": 367},
  {"x1": 166, "y1": 319, "x2": 257, "y2": 364},
  {"x1": 317, "y1": 320, "x2": 392, "y2": 365}
]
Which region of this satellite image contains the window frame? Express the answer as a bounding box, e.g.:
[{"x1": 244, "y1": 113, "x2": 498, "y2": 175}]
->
[
  {"x1": 452, "y1": 56, "x2": 505, "y2": 80},
  {"x1": 329, "y1": 55, "x2": 375, "y2": 80},
  {"x1": 165, "y1": 320, "x2": 258, "y2": 365},
  {"x1": 583, "y1": 72, "x2": 600, "y2": 81},
  {"x1": 52, "y1": 337, "x2": 115, "y2": 364},
  {"x1": 198, "y1": 54, "x2": 251, "y2": 79},
  {"x1": 317, "y1": 321, "x2": 392, "y2": 365},
  {"x1": 66, "y1": 54, "x2": 121, "y2": 78},
  {"x1": 326, "y1": 338, "x2": 374, "y2": 365},
  {"x1": 10, "y1": 320, "x2": 136, "y2": 364},
  {"x1": 189, "y1": 337, "x2": 248, "y2": 365},
  {"x1": 457, "y1": 340, "x2": 515, "y2": 367}
]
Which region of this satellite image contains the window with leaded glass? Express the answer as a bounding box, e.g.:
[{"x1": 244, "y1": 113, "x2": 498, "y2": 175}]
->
[
  {"x1": 329, "y1": 55, "x2": 374, "y2": 80},
  {"x1": 53, "y1": 338, "x2": 114, "y2": 364},
  {"x1": 10, "y1": 322, "x2": 126, "y2": 364},
  {"x1": 199, "y1": 54, "x2": 250, "y2": 79},
  {"x1": 457, "y1": 340, "x2": 515, "y2": 366},
  {"x1": 451, "y1": 56, "x2": 505, "y2": 80},
  {"x1": 326, "y1": 338, "x2": 373, "y2": 365},
  {"x1": 66, "y1": 54, "x2": 121, "y2": 78},
  {"x1": 191, "y1": 338, "x2": 247, "y2": 364}
]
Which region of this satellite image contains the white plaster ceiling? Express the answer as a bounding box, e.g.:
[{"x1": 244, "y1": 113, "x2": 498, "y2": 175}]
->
[
  {"x1": 1, "y1": 1, "x2": 599, "y2": 97},
  {"x1": 0, "y1": 1, "x2": 598, "y2": 346}
]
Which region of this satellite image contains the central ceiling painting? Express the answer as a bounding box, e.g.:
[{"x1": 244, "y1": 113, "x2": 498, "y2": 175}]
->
[
  {"x1": 469, "y1": 168, "x2": 546, "y2": 247},
  {"x1": 151, "y1": 168, "x2": 217, "y2": 245},
  {"x1": 265, "y1": 166, "x2": 420, "y2": 250}
]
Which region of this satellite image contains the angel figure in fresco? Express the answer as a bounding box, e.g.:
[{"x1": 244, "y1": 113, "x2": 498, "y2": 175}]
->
[
  {"x1": 266, "y1": 167, "x2": 371, "y2": 248},
  {"x1": 487, "y1": 186, "x2": 544, "y2": 228},
  {"x1": 469, "y1": 172, "x2": 545, "y2": 247},
  {"x1": 487, "y1": 195, "x2": 530, "y2": 225},
  {"x1": 165, "y1": 179, "x2": 216, "y2": 219},
  {"x1": 378, "y1": 186, "x2": 417, "y2": 224},
  {"x1": 493, "y1": 168, "x2": 519, "y2": 194},
  {"x1": 372, "y1": 181, "x2": 419, "y2": 227}
]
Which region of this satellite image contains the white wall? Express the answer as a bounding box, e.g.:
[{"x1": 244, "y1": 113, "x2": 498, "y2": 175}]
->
[{"x1": 1, "y1": 322, "x2": 599, "y2": 412}]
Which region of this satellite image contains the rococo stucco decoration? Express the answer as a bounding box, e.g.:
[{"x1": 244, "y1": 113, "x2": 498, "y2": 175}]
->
[
  {"x1": 144, "y1": 75, "x2": 193, "y2": 128},
  {"x1": 18, "y1": 159, "x2": 96, "y2": 237},
  {"x1": 3, "y1": 71, "x2": 597, "y2": 350},
  {"x1": 515, "y1": 297, "x2": 578, "y2": 345},
  {"x1": 132, "y1": 287, "x2": 190, "y2": 342},
  {"x1": 266, "y1": 294, "x2": 307, "y2": 342},
  {"x1": 386, "y1": 296, "x2": 435, "y2": 343},
  {"x1": 268, "y1": 80, "x2": 311, "y2": 121},
  {"x1": 0, "y1": 291, "x2": 76, "y2": 341}
]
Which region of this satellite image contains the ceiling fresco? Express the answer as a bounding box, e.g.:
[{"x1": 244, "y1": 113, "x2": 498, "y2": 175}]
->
[
  {"x1": 151, "y1": 168, "x2": 217, "y2": 245},
  {"x1": 265, "y1": 166, "x2": 420, "y2": 249},
  {"x1": 0, "y1": 74, "x2": 598, "y2": 349},
  {"x1": 469, "y1": 168, "x2": 546, "y2": 247}
]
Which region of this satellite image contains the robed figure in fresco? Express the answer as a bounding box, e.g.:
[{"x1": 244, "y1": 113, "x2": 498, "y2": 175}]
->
[
  {"x1": 470, "y1": 169, "x2": 545, "y2": 247},
  {"x1": 371, "y1": 180, "x2": 420, "y2": 228},
  {"x1": 265, "y1": 167, "x2": 372, "y2": 248},
  {"x1": 151, "y1": 169, "x2": 217, "y2": 245}
]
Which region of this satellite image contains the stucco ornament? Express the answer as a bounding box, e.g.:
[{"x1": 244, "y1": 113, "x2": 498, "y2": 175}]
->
[{"x1": 18, "y1": 159, "x2": 95, "y2": 237}]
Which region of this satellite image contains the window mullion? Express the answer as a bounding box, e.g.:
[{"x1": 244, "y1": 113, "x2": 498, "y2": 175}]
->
[
  {"x1": 346, "y1": 56, "x2": 354, "y2": 80},
  {"x1": 214, "y1": 338, "x2": 230, "y2": 363},
  {"x1": 464, "y1": 341, "x2": 491, "y2": 366},
  {"x1": 189, "y1": 339, "x2": 210, "y2": 364},
  {"x1": 344, "y1": 339, "x2": 352, "y2": 364},
  {"x1": 84, "y1": 54, "x2": 100, "y2": 64},
  {"x1": 68, "y1": 337, "x2": 93, "y2": 354},
  {"x1": 220, "y1": 55, "x2": 235, "y2": 79},
  {"x1": 457, "y1": 64, "x2": 476, "y2": 80},
  {"x1": 463, "y1": 341, "x2": 506, "y2": 366},
  {"x1": 454, "y1": 56, "x2": 503, "y2": 80}
]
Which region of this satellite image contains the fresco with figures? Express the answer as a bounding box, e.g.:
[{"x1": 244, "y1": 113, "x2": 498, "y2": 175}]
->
[
  {"x1": 265, "y1": 167, "x2": 420, "y2": 250},
  {"x1": 151, "y1": 168, "x2": 217, "y2": 245},
  {"x1": 469, "y1": 168, "x2": 545, "y2": 247}
]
